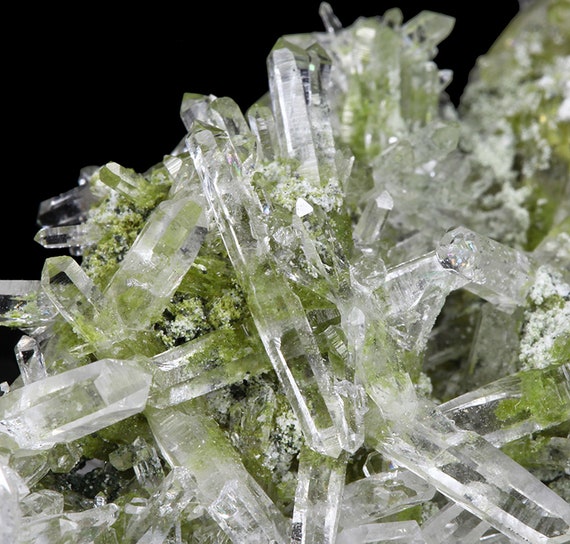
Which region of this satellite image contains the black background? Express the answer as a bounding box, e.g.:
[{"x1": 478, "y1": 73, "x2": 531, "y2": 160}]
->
[{"x1": 1, "y1": 1, "x2": 520, "y2": 383}]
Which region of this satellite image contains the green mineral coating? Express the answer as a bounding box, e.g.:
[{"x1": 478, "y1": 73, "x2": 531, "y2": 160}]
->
[
  {"x1": 499, "y1": 425, "x2": 569, "y2": 470},
  {"x1": 42, "y1": 319, "x2": 95, "y2": 376},
  {"x1": 225, "y1": 373, "x2": 302, "y2": 512},
  {"x1": 495, "y1": 366, "x2": 570, "y2": 426},
  {"x1": 0, "y1": 292, "x2": 45, "y2": 329},
  {"x1": 98, "y1": 162, "x2": 171, "y2": 212},
  {"x1": 97, "y1": 413, "x2": 156, "y2": 450},
  {"x1": 2, "y1": 1, "x2": 570, "y2": 539},
  {"x1": 551, "y1": 332, "x2": 570, "y2": 365},
  {"x1": 151, "y1": 232, "x2": 249, "y2": 348},
  {"x1": 380, "y1": 503, "x2": 424, "y2": 525},
  {"x1": 255, "y1": 159, "x2": 344, "y2": 215},
  {"x1": 525, "y1": 178, "x2": 563, "y2": 251},
  {"x1": 81, "y1": 196, "x2": 147, "y2": 288}
]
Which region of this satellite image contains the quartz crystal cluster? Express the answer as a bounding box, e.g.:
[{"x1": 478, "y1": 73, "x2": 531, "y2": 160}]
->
[{"x1": 1, "y1": 1, "x2": 569, "y2": 543}]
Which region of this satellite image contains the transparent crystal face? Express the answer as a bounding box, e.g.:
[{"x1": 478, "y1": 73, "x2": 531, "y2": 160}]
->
[{"x1": 1, "y1": 1, "x2": 569, "y2": 543}]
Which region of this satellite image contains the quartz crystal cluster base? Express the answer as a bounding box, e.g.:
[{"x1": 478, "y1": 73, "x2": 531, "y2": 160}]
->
[{"x1": 1, "y1": 1, "x2": 569, "y2": 543}]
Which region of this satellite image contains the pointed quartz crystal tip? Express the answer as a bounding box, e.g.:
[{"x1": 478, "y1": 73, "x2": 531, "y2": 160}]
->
[
  {"x1": 188, "y1": 98, "x2": 360, "y2": 458},
  {"x1": 34, "y1": 223, "x2": 102, "y2": 252},
  {"x1": 37, "y1": 179, "x2": 98, "y2": 228},
  {"x1": 15, "y1": 335, "x2": 47, "y2": 385},
  {"x1": 0, "y1": 358, "x2": 152, "y2": 450},
  {"x1": 0, "y1": 280, "x2": 56, "y2": 328},
  {"x1": 290, "y1": 446, "x2": 348, "y2": 544},
  {"x1": 146, "y1": 403, "x2": 289, "y2": 544},
  {"x1": 102, "y1": 189, "x2": 207, "y2": 330},
  {"x1": 436, "y1": 226, "x2": 537, "y2": 311}
]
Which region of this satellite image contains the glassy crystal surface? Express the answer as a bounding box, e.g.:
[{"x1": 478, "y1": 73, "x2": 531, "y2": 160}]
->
[
  {"x1": 15, "y1": 335, "x2": 47, "y2": 385},
  {"x1": 188, "y1": 100, "x2": 358, "y2": 458},
  {"x1": 336, "y1": 521, "x2": 427, "y2": 544},
  {"x1": 102, "y1": 190, "x2": 207, "y2": 330},
  {"x1": 0, "y1": 280, "x2": 56, "y2": 329},
  {"x1": 439, "y1": 363, "x2": 570, "y2": 446},
  {"x1": 0, "y1": 358, "x2": 151, "y2": 449},
  {"x1": 290, "y1": 446, "x2": 347, "y2": 543},
  {"x1": 436, "y1": 226, "x2": 537, "y2": 312},
  {"x1": 0, "y1": 1, "x2": 569, "y2": 542},
  {"x1": 146, "y1": 402, "x2": 289, "y2": 544},
  {"x1": 339, "y1": 467, "x2": 436, "y2": 529}
]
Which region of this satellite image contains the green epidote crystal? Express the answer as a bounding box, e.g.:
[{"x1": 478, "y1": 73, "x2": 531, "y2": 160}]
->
[{"x1": 1, "y1": 1, "x2": 570, "y2": 543}]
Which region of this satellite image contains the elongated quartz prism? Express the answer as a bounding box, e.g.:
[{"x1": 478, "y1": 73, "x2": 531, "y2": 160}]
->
[
  {"x1": 421, "y1": 502, "x2": 492, "y2": 544},
  {"x1": 339, "y1": 467, "x2": 436, "y2": 529},
  {"x1": 439, "y1": 363, "x2": 570, "y2": 447},
  {"x1": 336, "y1": 521, "x2": 427, "y2": 544},
  {"x1": 148, "y1": 326, "x2": 271, "y2": 408},
  {"x1": 290, "y1": 446, "x2": 348, "y2": 544},
  {"x1": 187, "y1": 99, "x2": 358, "y2": 457},
  {"x1": 0, "y1": 280, "x2": 56, "y2": 329},
  {"x1": 40, "y1": 255, "x2": 163, "y2": 359},
  {"x1": 146, "y1": 402, "x2": 289, "y2": 544},
  {"x1": 37, "y1": 178, "x2": 98, "y2": 228},
  {"x1": 0, "y1": 358, "x2": 152, "y2": 450},
  {"x1": 102, "y1": 190, "x2": 207, "y2": 330},
  {"x1": 34, "y1": 223, "x2": 102, "y2": 252},
  {"x1": 372, "y1": 404, "x2": 570, "y2": 543},
  {"x1": 436, "y1": 226, "x2": 537, "y2": 312}
]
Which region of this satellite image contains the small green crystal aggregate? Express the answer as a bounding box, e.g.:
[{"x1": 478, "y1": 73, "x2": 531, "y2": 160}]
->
[{"x1": 1, "y1": 1, "x2": 569, "y2": 543}]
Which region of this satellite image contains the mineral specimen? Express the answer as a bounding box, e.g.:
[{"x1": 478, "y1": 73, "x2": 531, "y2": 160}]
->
[{"x1": 1, "y1": 1, "x2": 569, "y2": 543}]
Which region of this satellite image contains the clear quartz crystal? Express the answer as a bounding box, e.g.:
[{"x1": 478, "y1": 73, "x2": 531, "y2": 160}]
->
[
  {"x1": 19, "y1": 503, "x2": 119, "y2": 544},
  {"x1": 98, "y1": 162, "x2": 153, "y2": 207},
  {"x1": 37, "y1": 178, "x2": 98, "y2": 228},
  {"x1": 0, "y1": 279, "x2": 56, "y2": 328},
  {"x1": 187, "y1": 99, "x2": 357, "y2": 458},
  {"x1": 0, "y1": 461, "x2": 27, "y2": 544},
  {"x1": 123, "y1": 466, "x2": 201, "y2": 543},
  {"x1": 102, "y1": 189, "x2": 207, "y2": 330},
  {"x1": 0, "y1": 358, "x2": 152, "y2": 449},
  {"x1": 15, "y1": 335, "x2": 47, "y2": 385},
  {"x1": 20, "y1": 489, "x2": 64, "y2": 517},
  {"x1": 436, "y1": 226, "x2": 537, "y2": 312},
  {"x1": 421, "y1": 502, "x2": 492, "y2": 544},
  {"x1": 439, "y1": 363, "x2": 570, "y2": 447},
  {"x1": 246, "y1": 102, "x2": 278, "y2": 162},
  {"x1": 267, "y1": 39, "x2": 324, "y2": 183},
  {"x1": 0, "y1": 2, "x2": 569, "y2": 542},
  {"x1": 34, "y1": 223, "x2": 102, "y2": 252},
  {"x1": 290, "y1": 446, "x2": 348, "y2": 544},
  {"x1": 40, "y1": 256, "x2": 111, "y2": 348},
  {"x1": 148, "y1": 327, "x2": 271, "y2": 408},
  {"x1": 371, "y1": 401, "x2": 570, "y2": 543},
  {"x1": 338, "y1": 467, "x2": 436, "y2": 529},
  {"x1": 466, "y1": 302, "x2": 521, "y2": 388},
  {"x1": 336, "y1": 521, "x2": 427, "y2": 544},
  {"x1": 353, "y1": 190, "x2": 394, "y2": 248},
  {"x1": 146, "y1": 402, "x2": 289, "y2": 544},
  {"x1": 383, "y1": 251, "x2": 467, "y2": 352}
]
